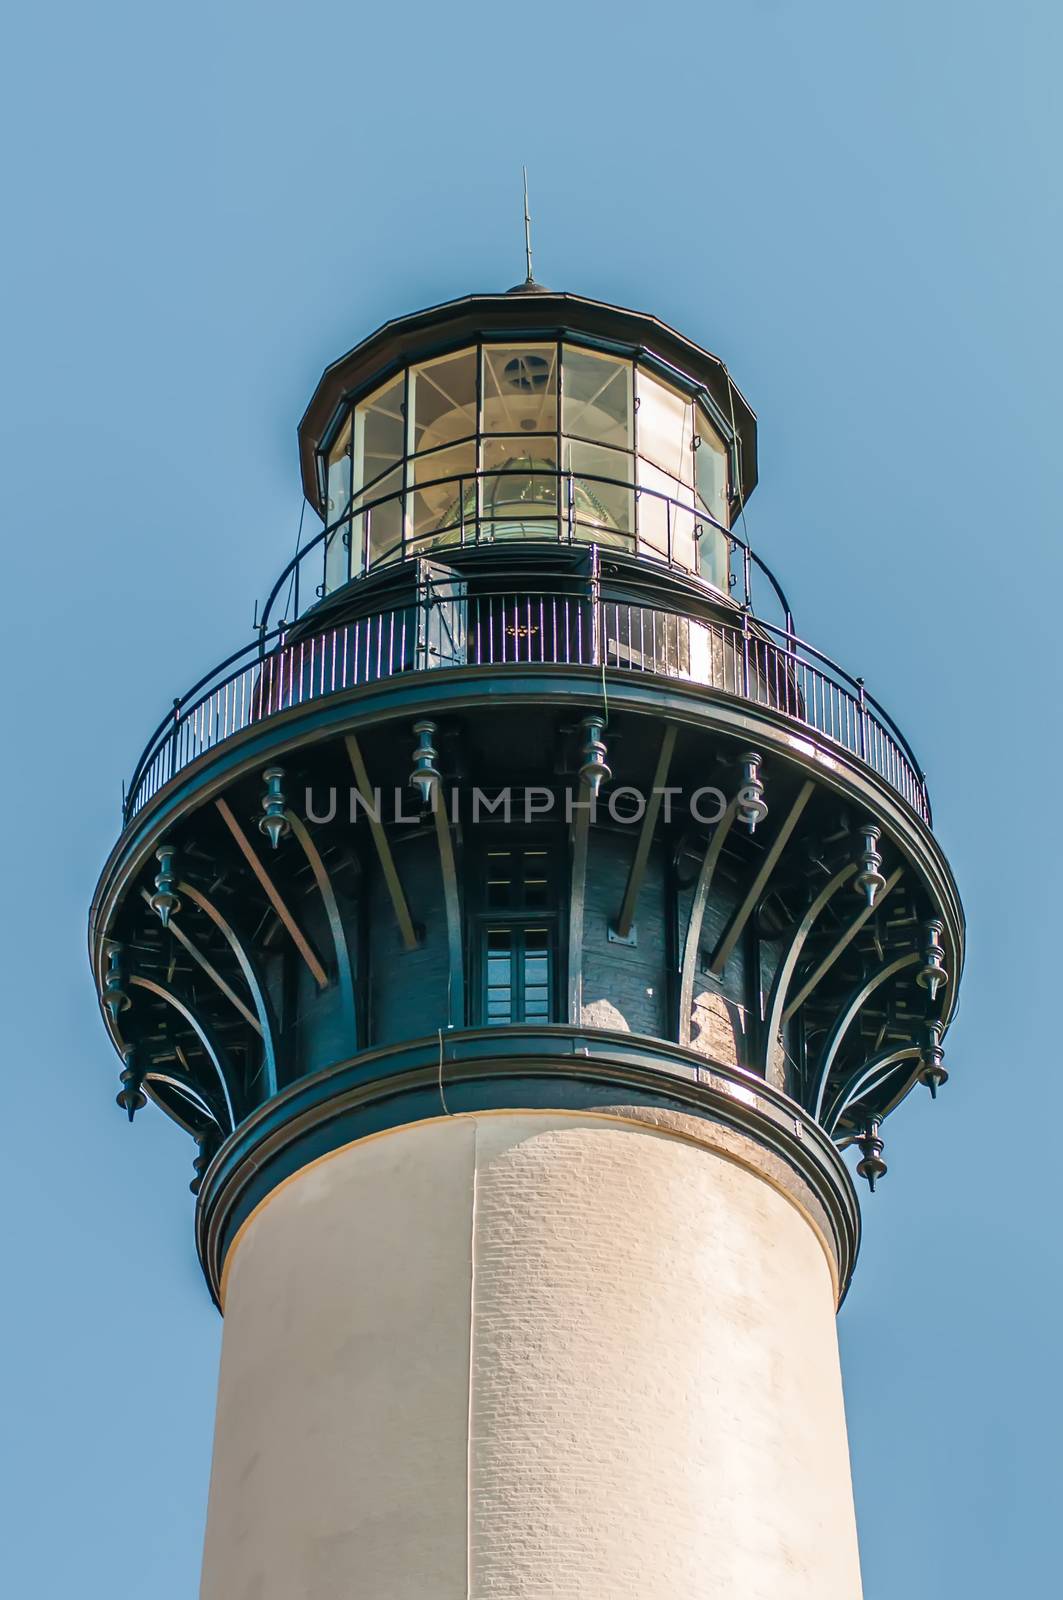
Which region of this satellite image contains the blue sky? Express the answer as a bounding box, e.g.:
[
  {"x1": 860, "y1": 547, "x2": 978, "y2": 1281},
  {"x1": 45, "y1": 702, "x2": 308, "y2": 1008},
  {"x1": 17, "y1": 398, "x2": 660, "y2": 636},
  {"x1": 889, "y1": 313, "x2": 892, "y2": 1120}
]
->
[{"x1": 1, "y1": 1, "x2": 1059, "y2": 1592}]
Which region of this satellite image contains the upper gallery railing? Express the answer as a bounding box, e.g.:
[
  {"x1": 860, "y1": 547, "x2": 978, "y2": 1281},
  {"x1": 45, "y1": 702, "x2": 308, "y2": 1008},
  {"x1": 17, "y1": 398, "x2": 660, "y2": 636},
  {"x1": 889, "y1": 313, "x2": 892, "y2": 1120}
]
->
[
  {"x1": 261, "y1": 464, "x2": 793, "y2": 629},
  {"x1": 123, "y1": 581, "x2": 931, "y2": 827}
]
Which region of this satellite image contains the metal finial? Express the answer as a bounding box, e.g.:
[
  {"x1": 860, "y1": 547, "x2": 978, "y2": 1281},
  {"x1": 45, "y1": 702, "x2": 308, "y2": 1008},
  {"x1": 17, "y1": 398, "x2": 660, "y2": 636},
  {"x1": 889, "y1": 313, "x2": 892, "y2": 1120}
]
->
[
  {"x1": 855, "y1": 1119, "x2": 887, "y2": 1192},
  {"x1": 103, "y1": 943, "x2": 131, "y2": 1024},
  {"x1": 190, "y1": 1127, "x2": 219, "y2": 1195},
  {"x1": 116, "y1": 1044, "x2": 146, "y2": 1123},
  {"x1": 149, "y1": 843, "x2": 181, "y2": 928},
  {"x1": 578, "y1": 714, "x2": 611, "y2": 798},
  {"x1": 259, "y1": 766, "x2": 290, "y2": 850},
  {"x1": 410, "y1": 720, "x2": 441, "y2": 807},
  {"x1": 522, "y1": 165, "x2": 534, "y2": 286},
  {"x1": 853, "y1": 822, "x2": 885, "y2": 908},
  {"x1": 736, "y1": 751, "x2": 768, "y2": 834},
  {"x1": 916, "y1": 916, "x2": 948, "y2": 1001},
  {"x1": 918, "y1": 1018, "x2": 948, "y2": 1098}
]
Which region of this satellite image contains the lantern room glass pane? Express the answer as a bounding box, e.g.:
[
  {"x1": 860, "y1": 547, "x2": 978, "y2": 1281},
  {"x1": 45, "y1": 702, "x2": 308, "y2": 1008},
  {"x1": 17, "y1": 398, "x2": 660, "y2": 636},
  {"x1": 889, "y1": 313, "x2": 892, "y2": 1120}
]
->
[
  {"x1": 562, "y1": 347, "x2": 633, "y2": 448},
  {"x1": 348, "y1": 511, "x2": 366, "y2": 579},
  {"x1": 637, "y1": 459, "x2": 694, "y2": 563},
  {"x1": 325, "y1": 416, "x2": 352, "y2": 525},
  {"x1": 695, "y1": 411, "x2": 729, "y2": 522},
  {"x1": 353, "y1": 374, "x2": 404, "y2": 496},
  {"x1": 630, "y1": 457, "x2": 697, "y2": 569},
  {"x1": 482, "y1": 344, "x2": 558, "y2": 435},
  {"x1": 481, "y1": 436, "x2": 558, "y2": 539},
  {"x1": 408, "y1": 349, "x2": 477, "y2": 456},
  {"x1": 697, "y1": 524, "x2": 730, "y2": 591},
  {"x1": 360, "y1": 466, "x2": 404, "y2": 567},
  {"x1": 409, "y1": 443, "x2": 476, "y2": 546},
  {"x1": 323, "y1": 417, "x2": 353, "y2": 592},
  {"x1": 324, "y1": 524, "x2": 350, "y2": 592},
  {"x1": 694, "y1": 411, "x2": 730, "y2": 590},
  {"x1": 562, "y1": 440, "x2": 634, "y2": 544},
  {"x1": 636, "y1": 370, "x2": 694, "y2": 484}
]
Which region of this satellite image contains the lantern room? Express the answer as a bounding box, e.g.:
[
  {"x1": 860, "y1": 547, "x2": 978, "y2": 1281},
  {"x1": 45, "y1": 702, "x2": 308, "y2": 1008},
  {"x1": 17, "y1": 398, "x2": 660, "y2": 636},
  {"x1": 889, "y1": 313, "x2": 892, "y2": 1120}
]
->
[{"x1": 298, "y1": 291, "x2": 758, "y2": 602}]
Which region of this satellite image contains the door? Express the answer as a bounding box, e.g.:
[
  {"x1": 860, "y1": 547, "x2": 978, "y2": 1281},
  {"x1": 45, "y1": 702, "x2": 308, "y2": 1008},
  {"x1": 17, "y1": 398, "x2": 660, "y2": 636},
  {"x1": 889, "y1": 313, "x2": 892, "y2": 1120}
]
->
[{"x1": 417, "y1": 559, "x2": 467, "y2": 670}]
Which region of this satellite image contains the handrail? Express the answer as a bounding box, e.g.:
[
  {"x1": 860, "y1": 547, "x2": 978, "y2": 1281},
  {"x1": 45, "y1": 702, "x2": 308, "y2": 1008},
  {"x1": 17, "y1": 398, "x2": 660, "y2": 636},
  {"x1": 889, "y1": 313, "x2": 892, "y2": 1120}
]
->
[
  {"x1": 124, "y1": 627, "x2": 285, "y2": 811},
  {"x1": 750, "y1": 617, "x2": 926, "y2": 791},
  {"x1": 259, "y1": 465, "x2": 794, "y2": 633},
  {"x1": 121, "y1": 581, "x2": 931, "y2": 827}
]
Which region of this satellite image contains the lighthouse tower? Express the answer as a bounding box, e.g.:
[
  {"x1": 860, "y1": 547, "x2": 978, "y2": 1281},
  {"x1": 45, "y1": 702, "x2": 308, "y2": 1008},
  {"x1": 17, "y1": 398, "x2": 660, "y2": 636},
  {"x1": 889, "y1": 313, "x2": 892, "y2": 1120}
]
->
[{"x1": 90, "y1": 284, "x2": 963, "y2": 1598}]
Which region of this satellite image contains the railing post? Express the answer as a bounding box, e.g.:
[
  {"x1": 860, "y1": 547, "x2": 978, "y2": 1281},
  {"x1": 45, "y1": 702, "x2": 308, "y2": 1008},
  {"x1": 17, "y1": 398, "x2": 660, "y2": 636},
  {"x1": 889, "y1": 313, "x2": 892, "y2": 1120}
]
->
[
  {"x1": 168, "y1": 697, "x2": 181, "y2": 783},
  {"x1": 856, "y1": 677, "x2": 868, "y2": 761},
  {"x1": 422, "y1": 573, "x2": 433, "y2": 671},
  {"x1": 590, "y1": 543, "x2": 601, "y2": 667},
  {"x1": 567, "y1": 471, "x2": 575, "y2": 544},
  {"x1": 741, "y1": 607, "x2": 751, "y2": 699},
  {"x1": 742, "y1": 543, "x2": 752, "y2": 609}
]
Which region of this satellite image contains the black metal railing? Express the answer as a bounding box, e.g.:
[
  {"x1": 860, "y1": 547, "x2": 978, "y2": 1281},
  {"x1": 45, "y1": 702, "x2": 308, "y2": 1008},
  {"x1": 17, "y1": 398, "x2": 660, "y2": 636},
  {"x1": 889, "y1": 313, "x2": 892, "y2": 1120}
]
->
[
  {"x1": 261, "y1": 464, "x2": 794, "y2": 632},
  {"x1": 123, "y1": 586, "x2": 930, "y2": 825}
]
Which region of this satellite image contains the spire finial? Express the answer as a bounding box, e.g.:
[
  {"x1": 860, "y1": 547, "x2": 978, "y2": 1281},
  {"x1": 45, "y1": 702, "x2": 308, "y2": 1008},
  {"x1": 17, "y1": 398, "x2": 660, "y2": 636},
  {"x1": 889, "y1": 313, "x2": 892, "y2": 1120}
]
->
[
  {"x1": 507, "y1": 167, "x2": 548, "y2": 293},
  {"x1": 522, "y1": 164, "x2": 534, "y2": 286}
]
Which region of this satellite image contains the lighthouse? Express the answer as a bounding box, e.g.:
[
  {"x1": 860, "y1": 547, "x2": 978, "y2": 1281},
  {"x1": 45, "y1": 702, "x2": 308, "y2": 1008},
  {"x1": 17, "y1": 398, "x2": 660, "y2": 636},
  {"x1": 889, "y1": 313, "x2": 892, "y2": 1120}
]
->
[{"x1": 89, "y1": 283, "x2": 963, "y2": 1597}]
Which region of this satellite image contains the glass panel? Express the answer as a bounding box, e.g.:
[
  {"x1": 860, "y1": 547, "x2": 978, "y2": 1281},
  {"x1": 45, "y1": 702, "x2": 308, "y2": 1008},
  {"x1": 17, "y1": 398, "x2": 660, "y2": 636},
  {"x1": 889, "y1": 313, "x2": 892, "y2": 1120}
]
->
[
  {"x1": 353, "y1": 374, "x2": 404, "y2": 496},
  {"x1": 694, "y1": 411, "x2": 731, "y2": 591},
  {"x1": 487, "y1": 852, "x2": 513, "y2": 909},
  {"x1": 482, "y1": 344, "x2": 558, "y2": 435},
  {"x1": 522, "y1": 864, "x2": 548, "y2": 909},
  {"x1": 636, "y1": 459, "x2": 694, "y2": 562},
  {"x1": 408, "y1": 348, "x2": 477, "y2": 455},
  {"x1": 563, "y1": 441, "x2": 634, "y2": 543},
  {"x1": 325, "y1": 417, "x2": 352, "y2": 523},
  {"x1": 324, "y1": 524, "x2": 350, "y2": 593},
  {"x1": 562, "y1": 347, "x2": 633, "y2": 448},
  {"x1": 409, "y1": 443, "x2": 476, "y2": 548},
  {"x1": 360, "y1": 466, "x2": 404, "y2": 567},
  {"x1": 697, "y1": 524, "x2": 730, "y2": 591},
  {"x1": 348, "y1": 511, "x2": 366, "y2": 578},
  {"x1": 323, "y1": 417, "x2": 353, "y2": 593},
  {"x1": 485, "y1": 927, "x2": 513, "y2": 1024},
  {"x1": 419, "y1": 569, "x2": 467, "y2": 667},
  {"x1": 671, "y1": 503, "x2": 697, "y2": 570},
  {"x1": 522, "y1": 927, "x2": 550, "y2": 1020},
  {"x1": 637, "y1": 369, "x2": 694, "y2": 484},
  {"x1": 481, "y1": 436, "x2": 558, "y2": 540},
  {"x1": 695, "y1": 410, "x2": 729, "y2": 522},
  {"x1": 483, "y1": 848, "x2": 554, "y2": 909}
]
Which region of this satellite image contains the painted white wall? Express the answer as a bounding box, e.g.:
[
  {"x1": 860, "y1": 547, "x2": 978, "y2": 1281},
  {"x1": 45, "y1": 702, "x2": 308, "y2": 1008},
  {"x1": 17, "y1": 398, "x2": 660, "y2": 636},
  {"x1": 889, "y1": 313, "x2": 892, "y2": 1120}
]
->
[{"x1": 200, "y1": 1110, "x2": 863, "y2": 1599}]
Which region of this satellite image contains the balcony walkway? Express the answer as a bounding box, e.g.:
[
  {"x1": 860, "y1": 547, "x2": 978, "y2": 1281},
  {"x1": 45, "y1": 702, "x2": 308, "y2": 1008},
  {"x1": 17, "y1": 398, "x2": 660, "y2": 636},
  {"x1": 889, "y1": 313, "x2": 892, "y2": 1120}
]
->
[{"x1": 124, "y1": 586, "x2": 930, "y2": 826}]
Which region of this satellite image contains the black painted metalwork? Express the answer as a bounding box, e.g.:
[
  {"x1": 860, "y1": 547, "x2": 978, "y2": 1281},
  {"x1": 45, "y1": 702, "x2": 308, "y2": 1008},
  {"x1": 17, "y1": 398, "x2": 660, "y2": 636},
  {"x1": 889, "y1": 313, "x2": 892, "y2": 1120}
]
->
[
  {"x1": 121, "y1": 564, "x2": 930, "y2": 826},
  {"x1": 89, "y1": 283, "x2": 966, "y2": 1283},
  {"x1": 262, "y1": 464, "x2": 789, "y2": 632}
]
